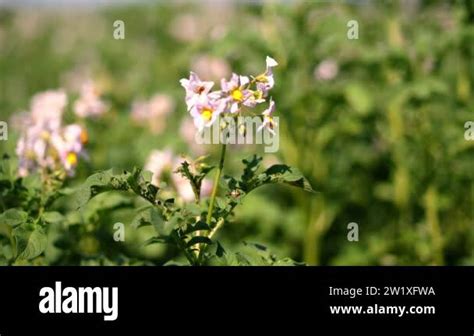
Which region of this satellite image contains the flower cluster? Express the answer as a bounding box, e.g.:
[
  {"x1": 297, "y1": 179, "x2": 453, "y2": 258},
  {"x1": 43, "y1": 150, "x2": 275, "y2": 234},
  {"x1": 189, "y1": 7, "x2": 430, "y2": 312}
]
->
[
  {"x1": 16, "y1": 90, "x2": 88, "y2": 177},
  {"x1": 180, "y1": 56, "x2": 278, "y2": 133},
  {"x1": 144, "y1": 149, "x2": 212, "y2": 202}
]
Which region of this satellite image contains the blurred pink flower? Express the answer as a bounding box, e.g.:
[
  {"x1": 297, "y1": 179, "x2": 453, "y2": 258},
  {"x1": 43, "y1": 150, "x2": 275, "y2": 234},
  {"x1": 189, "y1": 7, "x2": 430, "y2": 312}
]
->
[
  {"x1": 200, "y1": 179, "x2": 213, "y2": 198},
  {"x1": 144, "y1": 149, "x2": 175, "y2": 187},
  {"x1": 314, "y1": 59, "x2": 339, "y2": 81},
  {"x1": 74, "y1": 81, "x2": 108, "y2": 118},
  {"x1": 144, "y1": 150, "x2": 212, "y2": 202},
  {"x1": 169, "y1": 14, "x2": 202, "y2": 42},
  {"x1": 15, "y1": 89, "x2": 87, "y2": 177},
  {"x1": 173, "y1": 156, "x2": 213, "y2": 202},
  {"x1": 191, "y1": 55, "x2": 231, "y2": 82},
  {"x1": 148, "y1": 94, "x2": 175, "y2": 118},
  {"x1": 30, "y1": 90, "x2": 67, "y2": 130},
  {"x1": 172, "y1": 173, "x2": 196, "y2": 203},
  {"x1": 131, "y1": 94, "x2": 175, "y2": 134},
  {"x1": 169, "y1": 4, "x2": 233, "y2": 43},
  {"x1": 180, "y1": 118, "x2": 205, "y2": 155}
]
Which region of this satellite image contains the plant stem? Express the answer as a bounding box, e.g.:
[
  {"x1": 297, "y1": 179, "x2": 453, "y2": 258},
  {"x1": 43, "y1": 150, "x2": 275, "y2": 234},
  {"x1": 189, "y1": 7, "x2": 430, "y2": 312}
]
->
[
  {"x1": 197, "y1": 144, "x2": 226, "y2": 264},
  {"x1": 205, "y1": 144, "x2": 227, "y2": 226}
]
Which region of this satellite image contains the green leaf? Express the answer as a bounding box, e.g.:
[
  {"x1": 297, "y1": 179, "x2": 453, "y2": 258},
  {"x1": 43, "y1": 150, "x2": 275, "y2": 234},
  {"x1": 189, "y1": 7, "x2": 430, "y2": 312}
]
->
[
  {"x1": 0, "y1": 209, "x2": 28, "y2": 227},
  {"x1": 42, "y1": 211, "x2": 65, "y2": 225},
  {"x1": 14, "y1": 226, "x2": 47, "y2": 260},
  {"x1": 131, "y1": 206, "x2": 161, "y2": 229},
  {"x1": 345, "y1": 83, "x2": 373, "y2": 115},
  {"x1": 253, "y1": 164, "x2": 315, "y2": 193},
  {"x1": 241, "y1": 155, "x2": 263, "y2": 184},
  {"x1": 71, "y1": 168, "x2": 160, "y2": 209},
  {"x1": 71, "y1": 169, "x2": 119, "y2": 209},
  {"x1": 142, "y1": 236, "x2": 173, "y2": 246}
]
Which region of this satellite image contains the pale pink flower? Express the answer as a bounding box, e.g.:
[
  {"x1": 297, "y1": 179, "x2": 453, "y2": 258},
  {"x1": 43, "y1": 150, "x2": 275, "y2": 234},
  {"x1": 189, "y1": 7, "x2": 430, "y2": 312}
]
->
[
  {"x1": 220, "y1": 73, "x2": 252, "y2": 113},
  {"x1": 74, "y1": 81, "x2": 108, "y2": 118},
  {"x1": 200, "y1": 179, "x2": 213, "y2": 198},
  {"x1": 148, "y1": 94, "x2": 175, "y2": 118},
  {"x1": 254, "y1": 56, "x2": 278, "y2": 97},
  {"x1": 192, "y1": 55, "x2": 231, "y2": 81},
  {"x1": 144, "y1": 150, "x2": 212, "y2": 202},
  {"x1": 180, "y1": 72, "x2": 215, "y2": 111},
  {"x1": 314, "y1": 59, "x2": 339, "y2": 81},
  {"x1": 180, "y1": 118, "x2": 205, "y2": 155},
  {"x1": 144, "y1": 149, "x2": 175, "y2": 187},
  {"x1": 169, "y1": 14, "x2": 202, "y2": 42},
  {"x1": 189, "y1": 94, "x2": 226, "y2": 131},
  {"x1": 30, "y1": 90, "x2": 67, "y2": 130},
  {"x1": 50, "y1": 124, "x2": 88, "y2": 175},
  {"x1": 130, "y1": 100, "x2": 149, "y2": 123},
  {"x1": 172, "y1": 173, "x2": 196, "y2": 203},
  {"x1": 131, "y1": 94, "x2": 175, "y2": 134},
  {"x1": 15, "y1": 90, "x2": 88, "y2": 177},
  {"x1": 172, "y1": 156, "x2": 213, "y2": 202}
]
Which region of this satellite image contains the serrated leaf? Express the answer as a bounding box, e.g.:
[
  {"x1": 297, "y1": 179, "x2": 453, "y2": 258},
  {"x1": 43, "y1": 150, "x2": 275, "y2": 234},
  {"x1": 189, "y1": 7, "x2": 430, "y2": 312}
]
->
[
  {"x1": 131, "y1": 206, "x2": 161, "y2": 229},
  {"x1": 241, "y1": 155, "x2": 263, "y2": 184},
  {"x1": 14, "y1": 227, "x2": 47, "y2": 260},
  {"x1": 253, "y1": 164, "x2": 315, "y2": 193}
]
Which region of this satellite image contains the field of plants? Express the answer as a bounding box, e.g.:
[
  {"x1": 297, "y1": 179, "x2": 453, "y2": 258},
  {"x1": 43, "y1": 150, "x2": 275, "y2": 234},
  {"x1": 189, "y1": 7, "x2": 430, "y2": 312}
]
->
[{"x1": 0, "y1": 0, "x2": 473, "y2": 266}]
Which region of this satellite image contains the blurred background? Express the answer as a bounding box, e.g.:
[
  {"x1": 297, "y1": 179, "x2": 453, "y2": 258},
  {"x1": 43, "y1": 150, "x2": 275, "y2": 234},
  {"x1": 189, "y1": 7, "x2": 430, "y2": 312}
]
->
[{"x1": 0, "y1": 0, "x2": 473, "y2": 265}]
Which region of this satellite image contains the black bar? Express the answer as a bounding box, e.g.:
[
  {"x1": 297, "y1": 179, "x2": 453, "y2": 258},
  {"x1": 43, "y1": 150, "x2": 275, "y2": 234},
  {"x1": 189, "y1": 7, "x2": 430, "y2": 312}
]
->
[{"x1": 0, "y1": 267, "x2": 473, "y2": 334}]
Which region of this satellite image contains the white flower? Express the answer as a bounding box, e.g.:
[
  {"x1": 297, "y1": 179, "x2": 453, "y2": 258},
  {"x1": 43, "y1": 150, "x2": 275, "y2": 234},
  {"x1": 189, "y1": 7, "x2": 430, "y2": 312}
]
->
[
  {"x1": 257, "y1": 99, "x2": 277, "y2": 135},
  {"x1": 180, "y1": 72, "x2": 215, "y2": 111},
  {"x1": 189, "y1": 94, "x2": 226, "y2": 131},
  {"x1": 220, "y1": 73, "x2": 252, "y2": 113},
  {"x1": 254, "y1": 56, "x2": 278, "y2": 96}
]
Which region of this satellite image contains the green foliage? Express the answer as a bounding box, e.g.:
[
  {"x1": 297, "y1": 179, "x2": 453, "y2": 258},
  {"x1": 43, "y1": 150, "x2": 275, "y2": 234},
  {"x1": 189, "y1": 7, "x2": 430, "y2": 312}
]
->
[{"x1": 65, "y1": 155, "x2": 313, "y2": 265}]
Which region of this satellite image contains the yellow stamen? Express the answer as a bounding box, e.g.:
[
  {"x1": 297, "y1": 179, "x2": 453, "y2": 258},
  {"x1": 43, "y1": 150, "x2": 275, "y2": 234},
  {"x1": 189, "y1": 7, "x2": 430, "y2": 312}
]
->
[
  {"x1": 80, "y1": 129, "x2": 88, "y2": 144},
  {"x1": 254, "y1": 90, "x2": 263, "y2": 100},
  {"x1": 40, "y1": 131, "x2": 50, "y2": 140},
  {"x1": 201, "y1": 108, "x2": 213, "y2": 122},
  {"x1": 66, "y1": 152, "x2": 78, "y2": 166},
  {"x1": 255, "y1": 74, "x2": 268, "y2": 83},
  {"x1": 231, "y1": 89, "x2": 243, "y2": 102}
]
